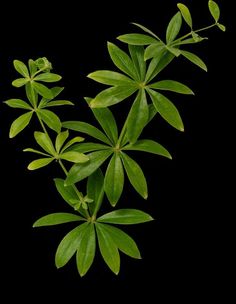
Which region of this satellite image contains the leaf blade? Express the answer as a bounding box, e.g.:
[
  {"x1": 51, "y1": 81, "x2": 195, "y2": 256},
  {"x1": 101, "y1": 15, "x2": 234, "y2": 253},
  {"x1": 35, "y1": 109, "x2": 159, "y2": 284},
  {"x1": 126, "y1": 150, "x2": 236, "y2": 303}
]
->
[
  {"x1": 60, "y1": 151, "x2": 89, "y2": 163},
  {"x1": 34, "y1": 131, "x2": 55, "y2": 155},
  {"x1": 149, "y1": 80, "x2": 194, "y2": 95},
  {"x1": 32, "y1": 82, "x2": 53, "y2": 99},
  {"x1": 177, "y1": 3, "x2": 193, "y2": 28},
  {"x1": 181, "y1": 50, "x2": 207, "y2": 71},
  {"x1": 38, "y1": 109, "x2": 61, "y2": 133},
  {"x1": 4, "y1": 99, "x2": 32, "y2": 110},
  {"x1": 97, "y1": 209, "x2": 153, "y2": 224},
  {"x1": 166, "y1": 12, "x2": 182, "y2": 43},
  {"x1": 34, "y1": 73, "x2": 62, "y2": 82},
  {"x1": 28, "y1": 158, "x2": 53, "y2": 170},
  {"x1": 208, "y1": 0, "x2": 220, "y2": 22},
  {"x1": 87, "y1": 169, "x2": 104, "y2": 215},
  {"x1": 9, "y1": 111, "x2": 33, "y2": 138},
  {"x1": 13, "y1": 60, "x2": 29, "y2": 77},
  {"x1": 117, "y1": 33, "x2": 157, "y2": 45},
  {"x1": 87, "y1": 70, "x2": 134, "y2": 86},
  {"x1": 33, "y1": 213, "x2": 85, "y2": 227}
]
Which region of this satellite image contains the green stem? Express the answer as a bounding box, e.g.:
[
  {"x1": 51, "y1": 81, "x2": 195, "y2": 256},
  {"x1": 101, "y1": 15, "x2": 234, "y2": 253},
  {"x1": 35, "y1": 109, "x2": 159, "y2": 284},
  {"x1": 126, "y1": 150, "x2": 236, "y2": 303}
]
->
[{"x1": 36, "y1": 112, "x2": 48, "y2": 135}]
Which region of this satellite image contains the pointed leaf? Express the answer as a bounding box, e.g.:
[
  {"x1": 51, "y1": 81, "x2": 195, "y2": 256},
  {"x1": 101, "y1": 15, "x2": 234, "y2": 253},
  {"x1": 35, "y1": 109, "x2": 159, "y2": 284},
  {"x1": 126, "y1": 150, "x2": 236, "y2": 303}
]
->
[
  {"x1": 23, "y1": 148, "x2": 51, "y2": 157},
  {"x1": 34, "y1": 73, "x2": 62, "y2": 82},
  {"x1": 28, "y1": 158, "x2": 53, "y2": 170},
  {"x1": 87, "y1": 169, "x2": 104, "y2": 215},
  {"x1": 44, "y1": 100, "x2": 74, "y2": 107},
  {"x1": 33, "y1": 213, "x2": 85, "y2": 227},
  {"x1": 28, "y1": 59, "x2": 37, "y2": 76},
  {"x1": 217, "y1": 23, "x2": 226, "y2": 32},
  {"x1": 32, "y1": 81, "x2": 53, "y2": 99},
  {"x1": 13, "y1": 60, "x2": 29, "y2": 77},
  {"x1": 38, "y1": 109, "x2": 61, "y2": 133},
  {"x1": 128, "y1": 45, "x2": 146, "y2": 81},
  {"x1": 96, "y1": 223, "x2": 120, "y2": 275},
  {"x1": 127, "y1": 89, "x2": 149, "y2": 144},
  {"x1": 51, "y1": 87, "x2": 64, "y2": 98},
  {"x1": 4, "y1": 99, "x2": 32, "y2": 110},
  {"x1": 65, "y1": 150, "x2": 113, "y2": 185},
  {"x1": 123, "y1": 139, "x2": 172, "y2": 159},
  {"x1": 25, "y1": 82, "x2": 37, "y2": 107},
  {"x1": 61, "y1": 137, "x2": 85, "y2": 152},
  {"x1": 56, "y1": 130, "x2": 69, "y2": 153},
  {"x1": 177, "y1": 3, "x2": 193, "y2": 28},
  {"x1": 208, "y1": 0, "x2": 220, "y2": 22},
  {"x1": 144, "y1": 43, "x2": 165, "y2": 61},
  {"x1": 87, "y1": 70, "x2": 134, "y2": 86},
  {"x1": 12, "y1": 78, "x2": 29, "y2": 87},
  {"x1": 69, "y1": 143, "x2": 110, "y2": 154},
  {"x1": 181, "y1": 50, "x2": 207, "y2": 71},
  {"x1": 60, "y1": 151, "x2": 89, "y2": 163},
  {"x1": 34, "y1": 131, "x2": 55, "y2": 155},
  {"x1": 9, "y1": 111, "x2": 33, "y2": 138},
  {"x1": 117, "y1": 33, "x2": 157, "y2": 45},
  {"x1": 166, "y1": 12, "x2": 182, "y2": 43},
  {"x1": 120, "y1": 152, "x2": 148, "y2": 199},
  {"x1": 55, "y1": 222, "x2": 88, "y2": 268},
  {"x1": 132, "y1": 23, "x2": 159, "y2": 39},
  {"x1": 76, "y1": 223, "x2": 96, "y2": 276},
  {"x1": 90, "y1": 85, "x2": 137, "y2": 108},
  {"x1": 166, "y1": 46, "x2": 181, "y2": 57},
  {"x1": 54, "y1": 178, "x2": 79, "y2": 207},
  {"x1": 97, "y1": 209, "x2": 153, "y2": 224},
  {"x1": 148, "y1": 89, "x2": 184, "y2": 131},
  {"x1": 104, "y1": 154, "x2": 124, "y2": 206},
  {"x1": 147, "y1": 103, "x2": 158, "y2": 123},
  {"x1": 149, "y1": 80, "x2": 194, "y2": 95}
]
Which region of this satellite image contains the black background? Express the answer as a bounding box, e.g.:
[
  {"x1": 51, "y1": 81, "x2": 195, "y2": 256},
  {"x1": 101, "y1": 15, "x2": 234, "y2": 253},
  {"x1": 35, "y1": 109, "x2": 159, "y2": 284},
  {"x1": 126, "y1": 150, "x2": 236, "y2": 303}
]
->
[{"x1": 0, "y1": 0, "x2": 233, "y2": 301}]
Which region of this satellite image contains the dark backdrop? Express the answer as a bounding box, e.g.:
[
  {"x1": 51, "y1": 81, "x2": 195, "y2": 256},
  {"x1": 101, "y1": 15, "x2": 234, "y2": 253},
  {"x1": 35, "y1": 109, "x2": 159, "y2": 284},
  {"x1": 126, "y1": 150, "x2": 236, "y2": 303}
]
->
[{"x1": 0, "y1": 0, "x2": 232, "y2": 301}]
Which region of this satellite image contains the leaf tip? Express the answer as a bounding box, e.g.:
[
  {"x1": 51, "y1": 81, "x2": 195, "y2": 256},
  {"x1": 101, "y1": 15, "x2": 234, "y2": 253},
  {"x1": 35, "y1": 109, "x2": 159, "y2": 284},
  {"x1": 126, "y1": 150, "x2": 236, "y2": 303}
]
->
[{"x1": 144, "y1": 193, "x2": 148, "y2": 200}]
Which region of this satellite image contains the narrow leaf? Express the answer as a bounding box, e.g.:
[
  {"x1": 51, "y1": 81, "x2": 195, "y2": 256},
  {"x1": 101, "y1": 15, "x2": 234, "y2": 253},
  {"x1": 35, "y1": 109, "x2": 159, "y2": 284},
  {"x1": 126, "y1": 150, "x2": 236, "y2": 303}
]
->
[
  {"x1": 13, "y1": 60, "x2": 29, "y2": 77},
  {"x1": 32, "y1": 81, "x2": 53, "y2": 99},
  {"x1": 54, "y1": 178, "x2": 79, "y2": 207},
  {"x1": 4, "y1": 99, "x2": 32, "y2": 110},
  {"x1": 117, "y1": 33, "x2": 157, "y2": 45},
  {"x1": 132, "y1": 23, "x2": 159, "y2": 39},
  {"x1": 34, "y1": 131, "x2": 55, "y2": 155},
  {"x1": 144, "y1": 43, "x2": 165, "y2": 61},
  {"x1": 177, "y1": 3, "x2": 193, "y2": 28},
  {"x1": 208, "y1": 0, "x2": 220, "y2": 22},
  {"x1": 69, "y1": 143, "x2": 110, "y2": 154},
  {"x1": 60, "y1": 151, "x2": 89, "y2": 163},
  {"x1": 87, "y1": 169, "x2": 104, "y2": 215},
  {"x1": 12, "y1": 78, "x2": 29, "y2": 87},
  {"x1": 44, "y1": 100, "x2": 74, "y2": 107},
  {"x1": 128, "y1": 45, "x2": 146, "y2": 81},
  {"x1": 55, "y1": 130, "x2": 69, "y2": 153},
  {"x1": 28, "y1": 158, "x2": 53, "y2": 170},
  {"x1": 166, "y1": 46, "x2": 181, "y2": 57},
  {"x1": 23, "y1": 148, "x2": 51, "y2": 157},
  {"x1": 87, "y1": 70, "x2": 134, "y2": 86},
  {"x1": 149, "y1": 80, "x2": 194, "y2": 95},
  {"x1": 166, "y1": 12, "x2": 182, "y2": 43},
  {"x1": 38, "y1": 109, "x2": 61, "y2": 133},
  {"x1": 181, "y1": 50, "x2": 207, "y2": 71},
  {"x1": 9, "y1": 111, "x2": 33, "y2": 138},
  {"x1": 97, "y1": 209, "x2": 153, "y2": 224},
  {"x1": 34, "y1": 73, "x2": 62, "y2": 82},
  {"x1": 33, "y1": 213, "x2": 85, "y2": 227},
  {"x1": 25, "y1": 82, "x2": 37, "y2": 107},
  {"x1": 61, "y1": 137, "x2": 85, "y2": 152},
  {"x1": 28, "y1": 59, "x2": 37, "y2": 76}
]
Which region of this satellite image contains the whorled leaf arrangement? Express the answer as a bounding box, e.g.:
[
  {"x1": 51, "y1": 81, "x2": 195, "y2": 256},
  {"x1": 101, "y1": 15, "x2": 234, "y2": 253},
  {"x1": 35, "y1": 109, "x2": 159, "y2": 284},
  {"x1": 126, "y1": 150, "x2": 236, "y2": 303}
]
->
[{"x1": 4, "y1": 1, "x2": 225, "y2": 276}]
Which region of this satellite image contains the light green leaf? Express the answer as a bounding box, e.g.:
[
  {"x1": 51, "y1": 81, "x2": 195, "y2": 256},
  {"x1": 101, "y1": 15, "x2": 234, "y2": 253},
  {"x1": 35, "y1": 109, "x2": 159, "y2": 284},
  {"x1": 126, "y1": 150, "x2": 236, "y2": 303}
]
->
[
  {"x1": 144, "y1": 43, "x2": 165, "y2": 61},
  {"x1": 128, "y1": 45, "x2": 146, "y2": 81},
  {"x1": 87, "y1": 70, "x2": 134, "y2": 86},
  {"x1": 117, "y1": 33, "x2": 157, "y2": 45},
  {"x1": 44, "y1": 100, "x2": 74, "y2": 107},
  {"x1": 149, "y1": 80, "x2": 194, "y2": 95},
  {"x1": 127, "y1": 89, "x2": 149, "y2": 144},
  {"x1": 28, "y1": 59, "x2": 37, "y2": 76},
  {"x1": 120, "y1": 152, "x2": 148, "y2": 199},
  {"x1": 132, "y1": 23, "x2": 159, "y2": 39},
  {"x1": 25, "y1": 82, "x2": 37, "y2": 107},
  {"x1": 23, "y1": 148, "x2": 51, "y2": 157},
  {"x1": 62, "y1": 121, "x2": 111, "y2": 145},
  {"x1": 33, "y1": 213, "x2": 85, "y2": 227},
  {"x1": 34, "y1": 131, "x2": 55, "y2": 155},
  {"x1": 4, "y1": 99, "x2": 32, "y2": 110},
  {"x1": 104, "y1": 154, "x2": 124, "y2": 206},
  {"x1": 96, "y1": 223, "x2": 120, "y2": 275},
  {"x1": 28, "y1": 157, "x2": 53, "y2": 170},
  {"x1": 107, "y1": 42, "x2": 137, "y2": 79},
  {"x1": 38, "y1": 109, "x2": 61, "y2": 133},
  {"x1": 69, "y1": 143, "x2": 110, "y2": 154},
  {"x1": 87, "y1": 169, "x2": 104, "y2": 215},
  {"x1": 61, "y1": 137, "x2": 85, "y2": 152},
  {"x1": 65, "y1": 150, "x2": 113, "y2": 185},
  {"x1": 90, "y1": 85, "x2": 137, "y2": 108},
  {"x1": 217, "y1": 23, "x2": 226, "y2": 32},
  {"x1": 55, "y1": 222, "x2": 88, "y2": 268},
  {"x1": 148, "y1": 89, "x2": 184, "y2": 131},
  {"x1": 9, "y1": 111, "x2": 33, "y2": 138},
  {"x1": 181, "y1": 50, "x2": 207, "y2": 71},
  {"x1": 32, "y1": 81, "x2": 54, "y2": 99},
  {"x1": 55, "y1": 130, "x2": 69, "y2": 153},
  {"x1": 97, "y1": 209, "x2": 153, "y2": 224},
  {"x1": 97, "y1": 224, "x2": 141, "y2": 259},
  {"x1": 177, "y1": 3, "x2": 193, "y2": 28},
  {"x1": 51, "y1": 87, "x2": 64, "y2": 99},
  {"x1": 34, "y1": 73, "x2": 62, "y2": 82},
  {"x1": 123, "y1": 139, "x2": 172, "y2": 159},
  {"x1": 13, "y1": 60, "x2": 29, "y2": 77},
  {"x1": 12, "y1": 78, "x2": 29, "y2": 87},
  {"x1": 76, "y1": 223, "x2": 96, "y2": 277},
  {"x1": 208, "y1": 0, "x2": 220, "y2": 22},
  {"x1": 60, "y1": 151, "x2": 89, "y2": 163},
  {"x1": 166, "y1": 12, "x2": 182, "y2": 43}
]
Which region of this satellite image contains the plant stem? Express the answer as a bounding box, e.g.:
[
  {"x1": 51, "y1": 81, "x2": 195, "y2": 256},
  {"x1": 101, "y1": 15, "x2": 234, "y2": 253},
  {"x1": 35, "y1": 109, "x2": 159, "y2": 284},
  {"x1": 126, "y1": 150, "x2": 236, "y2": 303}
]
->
[{"x1": 36, "y1": 112, "x2": 48, "y2": 135}]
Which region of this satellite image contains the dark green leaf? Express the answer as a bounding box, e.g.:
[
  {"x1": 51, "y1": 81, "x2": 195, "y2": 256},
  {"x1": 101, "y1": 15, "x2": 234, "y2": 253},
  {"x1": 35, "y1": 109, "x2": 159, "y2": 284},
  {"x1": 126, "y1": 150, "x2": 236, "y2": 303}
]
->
[
  {"x1": 55, "y1": 130, "x2": 69, "y2": 153},
  {"x1": 32, "y1": 81, "x2": 53, "y2": 99},
  {"x1": 87, "y1": 169, "x2": 104, "y2": 215},
  {"x1": 12, "y1": 78, "x2": 29, "y2": 87},
  {"x1": 44, "y1": 100, "x2": 74, "y2": 107},
  {"x1": 54, "y1": 178, "x2": 79, "y2": 207},
  {"x1": 104, "y1": 153, "x2": 124, "y2": 206},
  {"x1": 128, "y1": 45, "x2": 146, "y2": 81},
  {"x1": 60, "y1": 151, "x2": 89, "y2": 163},
  {"x1": 28, "y1": 158, "x2": 53, "y2": 170},
  {"x1": 38, "y1": 109, "x2": 61, "y2": 133},
  {"x1": 4, "y1": 99, "x2": 32, "y2": 110},
  {"x1": 147, "y1": 104, "x2": 158, "y2": 124},
  {"x1": 166, "y1": 46, "x2": 181, "y2": 57},
  {"x1": 34, "y1": 73, "x2": 62, "y2": 82},
  {"x1": 166, "y1": 12, "x2": 182, "y2": 43},
  {"x1": 13, "y1": 60, "x2": 29, "y2": 77},
  {"x1": 76, "y1": 223, "x2": 96, "y2": 276},
  {"x1": 181, "y1": 50, "x2": 207, "y2": 71},
  {"x1": 97, "y1": 209, "x2": 153, "y2": 224},
  {"x1": 87, "y1": 70, "x2": 134, "y2": 86},
  {"x1": 144, "y1": 43, "x2": 165, "y2": 61},
  {"x1": 117, "y1": 33, "x2": 157, "y2": 45},
  {"x1": 148, "y1": 89, "x2": 184, "y2": 131},
  {"x1": 33, "y1": 213, "x2": 85, "y2": 227},
  {"x1": 177, "y1": 3, "x2": 193, "y2": 28},
  {"x1": 34, "y1": 131, "x2": 55, "y2": 155},
  {"x1": 120, "y1": 152, "x2": 148, "y2": 199},
  {"x1": 96, "y1": 223, "x2": 120, "y2": 275},
  {"x1": 208, "y1": 0, "x2": 220, "y2": 22},
  {"x1": 9, "y1": 111, "x2": 33, "y2": 138},
  {"x1": 149, "y1": 80, "x2": 194, "y2": 95},
  {"x1": 65, "y1": 150, "x2": 113, "y2": 185}
]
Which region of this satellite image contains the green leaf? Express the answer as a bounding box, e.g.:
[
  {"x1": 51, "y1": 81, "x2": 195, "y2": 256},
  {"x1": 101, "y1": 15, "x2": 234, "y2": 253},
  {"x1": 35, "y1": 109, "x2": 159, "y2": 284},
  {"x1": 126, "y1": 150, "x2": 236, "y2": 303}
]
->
[
  {"x1": 32, "y1": 81, "x2": 54, "y2": 99},
  {"x1": 86, "y1": 97, "x2": 118, "y2": 144},
  {"x1": 148, "y1": 89, "x2": 184, "y2": 131},
  {"x1": 87, "y1": 70, "x2": 134, "y2": 86},
  {"x1": 60, "y1": 151, "x2": 89, "y2": 163},
  {"x1": 181, "y1": 50, "x2": 207, "y2": 71},
  {"x1": 166, "y1": 12, "x2": 182, "y2": 43},
  {"x1": 149, "y1": 80, "x2": 194, "y2": 95},
  {"x1": 173, "y1": 37, "x2": 204, "y2": 46},
  {"x1": 55, "y1": 222, "x2": 88, "y2": 268},
  {"x1": 87, "y1": 169, "x2": 104, "y2": 215},
  {"x1": 4, "y1": 99, "x2": 32, "y2": 110},
  {"x1": 96, "y1": 223, "x2": 120, "y2": 275},
  {"x1": 208, "y1": 0, "x2": 220, "y2": 22},
  {"x1": 69, "y1": 143, "x2": 110, "y2": 154},
  {"x1": 65, "y1": 150, "x2": 113, "y2": 185},
  {"x1": 147, "y1": 104, "x2": 158, "y2": 123},
  {"x1": 62, "y1": 121, "x2": 111, "y2": 145},
  {"x1": 97, "y1": 224, "x2": 141, "y2": 259},
  {"x1": 120, "y1": 152, "x2": 148, "y2": 199},
  {"x1": 9, "y1": 111, "x2": 33, "y2": 138},
  {"x1": 217, "y1": 23, "x2": 226, "y2": 32},
  {"x1": 25, "y1": 82, "x2": 38, "y2": 107},
  {"x1": 54, "y1": 178, "x2": 79, "y2": 207},
  {"x1": 97, "y1": 209, "x2": 153, "y2": 224},
  {"x1": 28, "y1": 59, "x2": 37, "y2": 76},
  {"x1": 123, "y1": 139, "x2": 172, "y2": 159},
  {"x1": 177, "y1": 3, "x2": 193, "y2": 28},
  {"x1": 51, "y1": 87, "x2": 64, "y2": 99},
  {"x1": 61, "y1": 137, "x2": 85, "y2": 152},
  {"x1": 104, "y1": 154, "x2": 124, "y2": 206},
  {"x1": 90, "y1": 85, "x2": 137, "y2": 108},
  {"x1": 127, "y1": 89, "x2": 149, "y2": 144},
  {"x1": 117, "y1": 33, "x2": 157, "y2": 45},
  {"x1": 33, "y1": 213, "x2": 85, "y2": 227},
  {"x1": 107, "y1": 42, "x2": 137, "y2": 79},
  {"x1": 56, "y1": 130, "x2": 69, "y2": 153},
  {"x1": 44, "y1": 100, "x2": 74, "y2": 107},
  {"x1": 38, "y1": 109, "x2": 61, "y2": 133},
  {"x1": 76, "y1": 223, "x2": 96, "y2": 277},
  {"x1": 23, "y1": 148, "x2": 51, "y2": 157},
  {"x1": 34, "y1": 73, "x2": 62, "y2": 82},
  {"x1": 128, "y1": 45, "x2": 146, "y2": 81},
  {"x1": 34, "y1": 131, "x2": 55, "y2": 155},
  {"x1": 28, "y1": 158, "x2": 53, "y2": 170},
  {"x1": 166, "y1": 46, "x2": 181, "y2": 57},
  {"x1": 12, "y1": 78, "x2": 29, "y2": 87},
  {"x1": 13, "y1": 60, "x2": 29, "y2": 77},
  {"x1": 132, "y1": 23, "x2": 159, "y2": 39},
  {"x1": 144, "y1": 43, "x2": 165, "y2": 61}
]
